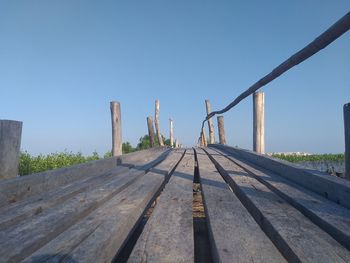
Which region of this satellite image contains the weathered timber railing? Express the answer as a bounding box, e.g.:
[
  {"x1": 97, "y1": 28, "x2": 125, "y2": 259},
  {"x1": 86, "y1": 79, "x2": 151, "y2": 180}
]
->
[{"x1": 200, "y1": 11, "x2": 350, "y2": 178}]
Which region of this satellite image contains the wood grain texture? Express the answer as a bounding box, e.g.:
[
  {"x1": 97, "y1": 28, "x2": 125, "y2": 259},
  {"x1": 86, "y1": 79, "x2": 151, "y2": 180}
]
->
[
  {"x1": 205, "y1": 148, "x2": 350, "y2": 263},
  {"x1": 21, "y1": 150, "x2": 184, "y2": 263},
  {"x1": 217, "y1": 116, "x2": 226, "y2": 145},
  {"x1": 0, "y1": 147, "x2": 168, "y2": 208},
  {"x1": 196, "y1": 148, "x2": 285, "y2": 263},
  {"x1": 205, "y1": 100, "x2": 215, "y2": 144},
  {"x1": 253, "y1": 92, "x2": 264, "y2": 154},
  {"x1": 128, "y1": 150, "x2": 194, "y2": 263},
  {"x1": 155, "y1": 99, "x2": 164, "y2": 146},
  {"x1": 110, "y1": 101, "x2": 122, "y2": 156},
  {"x1": 211, "y1": 144, "x2": 350, "y2": 210},
  {"x1": 213, "y1": 147, "x2": 350, "y2": 251},
  {"x1": 147, "y1": 116, "x2": 156, "y2": 147}
]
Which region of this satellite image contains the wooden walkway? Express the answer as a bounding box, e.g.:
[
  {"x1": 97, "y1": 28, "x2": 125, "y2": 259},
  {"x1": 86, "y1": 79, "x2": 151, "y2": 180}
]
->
[{"x1": 0, "y1": 146, "x2": 350, "y2": 262}]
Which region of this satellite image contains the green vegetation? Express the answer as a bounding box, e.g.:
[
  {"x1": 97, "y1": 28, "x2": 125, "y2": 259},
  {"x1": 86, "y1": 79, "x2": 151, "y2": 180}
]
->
[
  {"x1": 19, "y1": 134, "x2": 170, "y2": 176},
  {"x1": 19, "y1": 151, "x2": 100, "y2": 176},
  {"x1": 271, "y1": 153, "x2": 345, "y2": 163}
]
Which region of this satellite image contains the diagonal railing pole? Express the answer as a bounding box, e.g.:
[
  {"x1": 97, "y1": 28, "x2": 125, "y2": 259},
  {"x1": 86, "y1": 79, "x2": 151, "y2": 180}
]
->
[{"x1": 199, "y1": 11, "x2": 350, "y2": 141}]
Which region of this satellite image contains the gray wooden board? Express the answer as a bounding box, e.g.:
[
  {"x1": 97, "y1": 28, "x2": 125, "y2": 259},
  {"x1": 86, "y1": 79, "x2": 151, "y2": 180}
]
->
[
  {"x1": 128, "y1": 150, "x2": 195, "y2": 263},
  {"x1": 211, "y1": 144, "x2": 350, "y2": 210},
  {"x1": 0, "y1": 148, "x2": 170, "y2": 230},
  {"x1": 21, "y1": 149, "x2": 184, "y2": 263},
  {"x1": 0, "y1": 168, "x2": 146, "y2": 262},
  {"x1": 0, "y1": 166, "x2": 129, "y2": 230},
  {"x1": 212, "y1": 147, "x2": 350, "y2": 250},
  {"x1": 195, "y1": 148, "x2": 285, "y2": 263},
  {"x1": 0, "y1": 147, "x2": 169, "y2": 207},
  {"x1": 205, "y1": 147, "x2": 350, "y2": 263}
]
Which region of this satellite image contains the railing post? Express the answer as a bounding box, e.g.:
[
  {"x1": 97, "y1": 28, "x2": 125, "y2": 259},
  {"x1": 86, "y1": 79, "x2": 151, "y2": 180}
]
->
[
  {"x1": 205, "y1": 100, "x2": 215, "y2": 144},
  {"x1": 0, "y1": 120, "x2": 22, "y2": 179},
  {"x1": 201, "y1": 128, "x2": 207, "y2": 147},
  {"x1": 217, "y1": 116, "x2": 226, "y2": 145},
  {"x1": 169, "y1": 118, "x2": 174, "y2": 148},
  {"x1": 253, "y1": 92, "x2": 265, "y2": 154},
  {"x1": 155, "y1": 99, "x2": 164, "y2": 146},
  {"x1": 147, "y1": 116, "x2": 156, "y2": 148},
  {"x1": 344, "y1": 103, "x2": 350, "y2": 180},
  {"x1": 110, "y1": 101, "x2": 122, "y2": 156}
]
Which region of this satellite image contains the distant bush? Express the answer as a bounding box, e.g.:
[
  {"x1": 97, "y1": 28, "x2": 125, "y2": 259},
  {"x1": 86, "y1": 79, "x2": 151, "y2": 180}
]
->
[
  {"x1": 19, "y1": 151, "x2": 100, "y2": 176},
  {"x1": 19, "y1": 136, "x2": 170, "y2": 176},
  {"x1": 271, "y1": 153, "x2": 345, "y2": 163}
]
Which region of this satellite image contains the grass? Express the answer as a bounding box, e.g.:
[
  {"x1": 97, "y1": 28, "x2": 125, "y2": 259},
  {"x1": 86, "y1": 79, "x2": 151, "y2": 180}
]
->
[
  {"x1": 19, "y1": 151, "x2": 104, "y2": 176},
  {"x1": 271, "y1": 153, "x2": 345, "y2": 163}
]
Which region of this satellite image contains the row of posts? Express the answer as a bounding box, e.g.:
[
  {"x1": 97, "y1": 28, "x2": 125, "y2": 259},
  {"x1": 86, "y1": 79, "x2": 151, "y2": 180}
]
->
[
  {"x1": 201, "y1": 92, "x2": 264, "y2": 153},
  {"x1": 0, "y1": 98, "x2": 349, "y2": 179},
  {"x1": 201, "y1": 93, "x2": 350, "y2": 180},
  {"x1": 110, "y1": 99, "x2": 179, "y2": 157}
]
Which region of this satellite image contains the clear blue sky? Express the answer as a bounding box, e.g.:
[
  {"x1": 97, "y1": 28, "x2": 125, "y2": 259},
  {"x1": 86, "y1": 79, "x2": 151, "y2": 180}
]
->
[{"x1": 1, "y1": 1, "x2": 349, "y2": 155}]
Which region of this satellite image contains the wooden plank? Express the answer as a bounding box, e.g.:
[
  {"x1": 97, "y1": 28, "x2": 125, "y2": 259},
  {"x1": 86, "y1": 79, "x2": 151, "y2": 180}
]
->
[
  {"x1": 128, "y1": 149, "x2": 195, "y2": 263},
  {"x1": 211, "y1": 144, "x2": 350, "y2": 209},
  {"x1": 0, "y1": 148, "x2": 170, "y2": 230},
  {"x1": 213, "y1": 147, "x2": 350, "y2": 250},
  {"x1": 0, "y1": 167, "x2": 147, "y2": 262},
  {"x1": 22, "y1": 150, "x2": 184, "y2": 263},
  {"x1": 205, "y1": 147, "x2": 350, "y2": 263},
  {"x1": 0, "y1": 147, "x2": 168, "y2": 208},
  {"x1": 196, "y1": 148, "x2": 285, "y2": 263}
]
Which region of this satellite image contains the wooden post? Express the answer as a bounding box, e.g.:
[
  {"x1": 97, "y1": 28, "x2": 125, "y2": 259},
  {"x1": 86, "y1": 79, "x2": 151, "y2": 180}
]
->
[
  {"x1": 253, "y1": 92, "x2": 265, "y2": 154},
  {"x1": 110, "y1": 101, "x2": 122, "y2": 156},
  {"x1": 0, "y1": 120, "x2": 22, "y2": 179},
  {"x1": 344, "y1": 103, "x2": 350, "y2": 180},
  {"x1": 147, "y1": 116, "x2": 156, "y2": 147},
  {"x1": 169, "y1": 118, "x2": 174, "y2": 148},
  {"x1": 155, "y1": 99, "x2": 164, "y2": 146},
  {"x1": 205, "y1": 100, "x2": 215, "y2": 144},
  {"x1": 217, "y1": 116, "x2": 226, "y2": 145},
  {"x1": 201, "y1": 128, "x2": 207, "y2": 147}
]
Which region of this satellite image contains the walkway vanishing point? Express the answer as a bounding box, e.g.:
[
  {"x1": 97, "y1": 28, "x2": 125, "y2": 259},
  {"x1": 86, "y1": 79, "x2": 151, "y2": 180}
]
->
[
  {"x1": 0, "y1": 10, "x2": 350, "y2": 263},
  {"x1": 0, "y1": 146, "x2": 350, "y2": 262}
]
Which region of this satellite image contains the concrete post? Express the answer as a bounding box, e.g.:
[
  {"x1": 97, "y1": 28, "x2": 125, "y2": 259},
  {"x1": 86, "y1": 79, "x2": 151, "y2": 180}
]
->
[
  {"x1": 201, "y1": 128, "x2": 207, "y2": 147},
  {"x1": 0, "y1": 120, "x2": 22, "y2": 179},
  {"x1": 217, "y1": 116, "x2": 226, "y2": 145},
  {"x1": 344, "y1": 103, "x2": 350, "y2": 180},
  {"x1": 253, "y1": 92, "x2": 265, "y2": 154},
  {"x1": 147, "y1": 116, "x2": 156, "y2": 147},
  {"x1": 205, "y1": 100, "x2": 215, "y2": 144},
  {"x1": 110, "y1": 101, "x2": 122, "y2": 156}
]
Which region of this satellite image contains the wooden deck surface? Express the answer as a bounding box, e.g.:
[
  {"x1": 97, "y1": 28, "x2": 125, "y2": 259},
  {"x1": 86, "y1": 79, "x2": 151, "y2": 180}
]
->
[{"x1": 0, "y1": 146, "x2": 349, "y2": 263}]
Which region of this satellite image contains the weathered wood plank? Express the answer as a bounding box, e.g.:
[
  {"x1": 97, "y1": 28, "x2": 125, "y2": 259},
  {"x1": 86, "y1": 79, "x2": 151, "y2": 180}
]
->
[
  {"x1": 22, "y1": 150, "x2": 184, "y2": 263},
  {"x1": 0, "y1": 148, "x2": 170, "y2": 230},
  {"x1": 128, "y1": 150, "x2": 195, "y2": 263},
  {"x1": 0, "y1": 168, "x2": 146, "y2": 262},
  {"x1": 0, "y1": 147, "x2": 168, "y2": 208},
  {"x1": 211, "y1": 144, "x2": 350, "y2": 209},
  {"x1": 196, "y1": 148, "x2": 285, "y2": 263},
  {"x1": 213, "y1": 147, "x2": 350, "y2": 251},
  {"x1": 205, "y1": 148, "x2": 350, "y2": 263}
]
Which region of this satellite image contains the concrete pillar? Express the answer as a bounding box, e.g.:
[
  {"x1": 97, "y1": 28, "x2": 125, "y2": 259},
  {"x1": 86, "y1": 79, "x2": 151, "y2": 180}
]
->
[
  {"x1": 344, "y1": 103, "x2": 350, "y2": 180},
  {"x1": 217, "y1": 116, "x2": 226, "y2": 145},
  {"x1": 110, "y1": 101, "x2": 122, "y2": 156},
  {"x1": 0, "y1": 120, "x2": 22, "y2": 179},
  {"x1": 253, "y1": 92, "x2": 265, "y2": 154}
]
